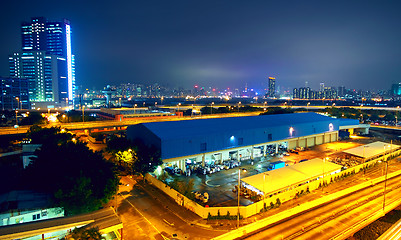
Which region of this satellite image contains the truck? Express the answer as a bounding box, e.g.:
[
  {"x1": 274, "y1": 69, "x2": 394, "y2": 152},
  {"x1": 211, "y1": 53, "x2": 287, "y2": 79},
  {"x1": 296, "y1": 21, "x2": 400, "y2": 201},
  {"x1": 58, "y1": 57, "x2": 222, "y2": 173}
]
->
[{"x1": 267, "y1": 160, "x2": 286, "y2": 171}]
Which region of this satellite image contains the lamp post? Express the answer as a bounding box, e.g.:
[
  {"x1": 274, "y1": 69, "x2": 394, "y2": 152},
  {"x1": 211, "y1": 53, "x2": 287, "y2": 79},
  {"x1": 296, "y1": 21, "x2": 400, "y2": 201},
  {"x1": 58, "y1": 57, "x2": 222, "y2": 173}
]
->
[
  {"x1": 263, "y1": 173, "x2": 269, "y2": 208},
  {"x1": 15, "y1": 97, "x2": 20, "y2": 110},
  {"x1": 237, "y1": 168, "x2": 241, "y2": 228},
  {"x1": 134, "y1": 104, "x2": 137, "y2": 114},
  {"x1": 307, "y1": 102, "x2": 310, "y2": 112},
  {"x1": 211, "y1": 102, "x2": 214, "y2": 114},
  {"x1": 177, "y1": 103, "x2": 181, "y2": 112},
  {"x1": 15, "y1": 110, "x2": 18, "y2": 125},
  {"x1": 264, "y1": 101, "x2": 267, "y2": 112},
  {"x1": 82, "y1": 106, "x2": 85, "y2": 123},
  {"x1": 322, "y1": 158, "x2": 325, "y2": 192},
  {"x1": 383, "y1": 157, "x2": 388, "y2": 212},
  {"x1": 363, "y1": 146, "x2": 366, "y2": 176},
  {"x1": 238, "y1": 102, "x2": 241, "y2": 113}
]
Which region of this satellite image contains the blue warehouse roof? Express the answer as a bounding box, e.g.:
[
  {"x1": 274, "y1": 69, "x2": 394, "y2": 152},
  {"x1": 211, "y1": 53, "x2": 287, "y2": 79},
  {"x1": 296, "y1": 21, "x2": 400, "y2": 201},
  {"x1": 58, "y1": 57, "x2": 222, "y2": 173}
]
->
[{"x1": 127, "y1": 113, "x2": 359, "y2": 160}]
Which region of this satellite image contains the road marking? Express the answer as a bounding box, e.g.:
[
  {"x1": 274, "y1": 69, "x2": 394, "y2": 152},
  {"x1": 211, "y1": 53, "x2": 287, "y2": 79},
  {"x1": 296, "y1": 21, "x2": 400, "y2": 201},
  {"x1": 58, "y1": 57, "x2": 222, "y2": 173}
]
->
[
  {"x1": 205, "y1": 180, "x2": 221, "y2": 187},
  {"x1": 119, "y1": 192, "x2": 169, "y2": 240},
  {"x1": 163, "y1": 219, "x2": 174, "y2": 226}
]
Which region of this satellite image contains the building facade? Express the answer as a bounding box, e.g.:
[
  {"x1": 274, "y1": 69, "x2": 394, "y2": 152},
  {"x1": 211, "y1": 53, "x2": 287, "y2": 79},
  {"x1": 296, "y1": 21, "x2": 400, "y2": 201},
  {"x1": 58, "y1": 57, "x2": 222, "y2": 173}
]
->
[
  {"x1": 267, "y1": 77, "x2": 276, "y2": 98},
  {"x1": 127, "y1": 113, "x2": 365, "y2": 173},
  {"x1": 9, "y1": 17, "x2": 75, "y2": 105},
  {"x1": 0, "y1": 77, "x2": 29, "y2": 110}
]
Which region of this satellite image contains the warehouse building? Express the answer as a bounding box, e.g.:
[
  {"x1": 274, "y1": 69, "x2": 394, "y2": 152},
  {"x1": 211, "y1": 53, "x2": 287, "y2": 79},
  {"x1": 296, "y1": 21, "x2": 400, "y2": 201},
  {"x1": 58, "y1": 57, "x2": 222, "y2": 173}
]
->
[{"x1": 126, "y1": 112, "x2": 366, "y2": 173}]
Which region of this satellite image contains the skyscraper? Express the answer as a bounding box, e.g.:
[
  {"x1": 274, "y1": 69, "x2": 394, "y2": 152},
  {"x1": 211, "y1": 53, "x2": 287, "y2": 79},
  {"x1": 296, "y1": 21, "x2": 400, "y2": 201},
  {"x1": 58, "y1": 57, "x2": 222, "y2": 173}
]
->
[
  {"x1": 267, "y1": 77, "x2": 276, "y2": 98},
  {"x1": 0, "y1": 76, "x2": 29, "y2": 110},
  {"x1": 10, "y1": 17, "x2": 75, "y2": 104}
]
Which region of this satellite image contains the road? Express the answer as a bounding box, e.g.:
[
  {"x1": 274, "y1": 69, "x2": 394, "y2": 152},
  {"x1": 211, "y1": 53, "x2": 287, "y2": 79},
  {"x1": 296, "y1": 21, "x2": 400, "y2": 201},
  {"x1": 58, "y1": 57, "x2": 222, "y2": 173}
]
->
[
  {"x1": 115, "y1": 176, "x2": 227, "y2": 240},
  {"x1": 0, "y1": 112, "x2": 262, "y2": 136},
  {"x1": 240, "y1": 170, "x2": 401, "y2": 240}
]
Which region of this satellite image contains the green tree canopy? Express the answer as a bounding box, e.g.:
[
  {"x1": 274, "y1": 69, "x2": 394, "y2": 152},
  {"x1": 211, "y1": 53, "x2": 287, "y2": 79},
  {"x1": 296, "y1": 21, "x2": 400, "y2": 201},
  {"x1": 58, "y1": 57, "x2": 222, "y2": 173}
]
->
[
  {"x1": 63, "y1": 226, "x2": 104, "y2": 240},
  {"x1": 106, "y1": 135, "x2": 132, "y2": 153},
  {"x1": 131, "y1": 139, "x2": 163, "y2": 176},
  {"x1": 20, "y1": 112, "x2": 46, "y2": 125},
  {"x1": 25, "y1": 140, "x2": 119, "y2": 215},
  {"x1": 27, "y1": 125, "x2": 73, "y2": 144}
]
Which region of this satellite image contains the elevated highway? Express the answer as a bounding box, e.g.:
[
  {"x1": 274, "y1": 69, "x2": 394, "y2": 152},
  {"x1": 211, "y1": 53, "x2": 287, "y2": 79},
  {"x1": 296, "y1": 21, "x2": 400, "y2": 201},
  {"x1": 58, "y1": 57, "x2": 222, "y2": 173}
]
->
[{"x1": 0, "y1": 112, "x2": 262, "y2": 136}]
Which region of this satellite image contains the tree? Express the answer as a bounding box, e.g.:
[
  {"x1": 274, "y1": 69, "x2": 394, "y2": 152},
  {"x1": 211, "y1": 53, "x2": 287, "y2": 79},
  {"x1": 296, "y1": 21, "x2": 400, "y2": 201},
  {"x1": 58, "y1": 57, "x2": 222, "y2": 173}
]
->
[
  {"x1": 106, "y1": 135, "x2": 132, "y2": 153},
  {"x1": 259, "y1": 107, "x2": 294, "y2": 115},
  {"x1": 27, "y1": 125, "x2": 73, "y2": 144},
  {"x1": 25, "y1": 141, "x2": 119, "y2": 215},
  {"x1": 115, "y1": 149, "x2": 137, "y2": 174},
  {"x1": 64, "y1": 226, "x2": 104, "y2": 240},
  {"x1": 20, "y1": 112, "x2": 46, "y2": 125},
  {"x1": 131, "y1": 139, "x2": 163, "y2": 176}
]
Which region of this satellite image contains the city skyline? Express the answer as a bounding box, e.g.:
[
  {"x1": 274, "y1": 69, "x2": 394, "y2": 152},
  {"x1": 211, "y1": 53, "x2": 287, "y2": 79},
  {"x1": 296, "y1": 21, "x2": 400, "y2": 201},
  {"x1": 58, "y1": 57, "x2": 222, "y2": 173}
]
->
[{"x1": 1, "y1": 1, "x2": 401, "y2": 91}]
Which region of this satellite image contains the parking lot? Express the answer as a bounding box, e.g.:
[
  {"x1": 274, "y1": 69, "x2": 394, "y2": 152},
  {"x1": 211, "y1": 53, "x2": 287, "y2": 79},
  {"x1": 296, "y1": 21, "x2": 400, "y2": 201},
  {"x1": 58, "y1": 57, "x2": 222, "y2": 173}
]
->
[{"x1": 162, "y1": 138, "x2": 374, "y2": 207}]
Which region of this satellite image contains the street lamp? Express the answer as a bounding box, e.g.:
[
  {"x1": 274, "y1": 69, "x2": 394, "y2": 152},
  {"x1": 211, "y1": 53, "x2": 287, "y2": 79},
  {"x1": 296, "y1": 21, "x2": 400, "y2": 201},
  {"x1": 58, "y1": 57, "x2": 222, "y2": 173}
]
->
[
  {"x1": 211, "y1": 102, "x2": 214, "y2": 114},
  {"x1": 15, "y1": 97, "x2": 21, "y2": 110},
  {"x1": 383, "y1": 157, "x2": 389, "y2": 212},
  {"x1": 82, "y1": 106, "x2": 85, "y2": 123},
  {"x1": 322, "y1": 157, "x2": 327, "y2": 192},
  {"x1": 15, "y1": 110, "x2": 18, "y2": 125},
  {"x1": 263, "y1": 173, "x2": 269, "y2": 208},
  {"x1": 134, "y1": 104, "x2": 137, "y2": 114},
  {"x1": 237, "y1": 168, "x2": 241, "y2": 228},
  {"x1": 363, "y1": 145, "x2": 366, "y2": 176},
  {"x1": 264, "y1": 101, "x2": 267, "y2": 112},
  {"x1": 307, "y1": 102, "x2": 310, "y2": 112},
  {"x1": 238, "y1": 102, "x2": 241, "y2": 113},
  {"x1": 177, "y1": 103, "x2": 181, "y2": 112}
]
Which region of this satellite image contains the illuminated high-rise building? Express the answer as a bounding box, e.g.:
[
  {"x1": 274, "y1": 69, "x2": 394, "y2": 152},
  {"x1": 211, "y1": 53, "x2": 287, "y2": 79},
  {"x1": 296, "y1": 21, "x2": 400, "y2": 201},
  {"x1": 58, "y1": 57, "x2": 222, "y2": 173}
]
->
[
  {"x1": 267, "y1": 77, "x2": 276, "y2": 98},
  {"x1": 10, "y1": 17, "x2": 75, "y2": 104}
]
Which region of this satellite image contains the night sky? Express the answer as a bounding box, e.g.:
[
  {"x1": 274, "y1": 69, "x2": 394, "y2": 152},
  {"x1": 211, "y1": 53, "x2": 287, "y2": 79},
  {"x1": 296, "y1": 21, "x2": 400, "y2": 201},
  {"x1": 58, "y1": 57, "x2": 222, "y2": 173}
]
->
[{"x1": 1, "y1": 1, "x2": 401, "y2": 92}]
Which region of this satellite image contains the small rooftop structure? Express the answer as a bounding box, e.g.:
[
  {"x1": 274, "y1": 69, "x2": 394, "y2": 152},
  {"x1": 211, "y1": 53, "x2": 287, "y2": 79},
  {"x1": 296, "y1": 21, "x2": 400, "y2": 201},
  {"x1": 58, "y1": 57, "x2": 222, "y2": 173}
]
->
[
  {"x1": 343, "y1": 141, "x2": 400, "y2": 159},
  {"x1": 241, "y1": 158, "x2": 342, "y2": 195}
]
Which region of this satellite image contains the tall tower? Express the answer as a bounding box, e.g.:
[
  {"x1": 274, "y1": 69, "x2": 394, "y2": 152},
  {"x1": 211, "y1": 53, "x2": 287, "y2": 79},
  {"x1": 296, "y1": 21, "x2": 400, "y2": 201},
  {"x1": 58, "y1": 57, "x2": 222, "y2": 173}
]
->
[
  {"x1": 268, "y1": 77, "x2": 276, "y2": 98},
  {"x1": 319, "y1": 82, "x2": 325, "y2": 92},
  {"x1": 10, "y1": 17, "x2": 75, "y2": 104}
]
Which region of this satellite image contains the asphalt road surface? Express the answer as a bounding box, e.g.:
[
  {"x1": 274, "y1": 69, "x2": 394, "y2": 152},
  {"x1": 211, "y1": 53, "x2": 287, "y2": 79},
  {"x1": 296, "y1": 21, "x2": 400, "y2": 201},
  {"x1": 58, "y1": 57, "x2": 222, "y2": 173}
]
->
[{"x1": 115, "y1": 176, "x2": 227, "y2": 240}]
